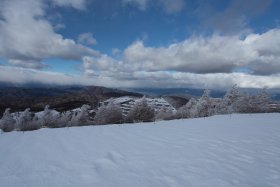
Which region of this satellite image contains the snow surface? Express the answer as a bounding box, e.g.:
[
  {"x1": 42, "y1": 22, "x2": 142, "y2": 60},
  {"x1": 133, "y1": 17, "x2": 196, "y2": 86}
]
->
[{"x1": 1, "y1": 113, "x2": 280, "y2": 187}]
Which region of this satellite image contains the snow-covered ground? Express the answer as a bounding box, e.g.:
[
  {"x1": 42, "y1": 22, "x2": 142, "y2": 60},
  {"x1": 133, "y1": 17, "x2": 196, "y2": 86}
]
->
[{"x1": 1, "y1": 113, "x2": 280, "y2": 187}]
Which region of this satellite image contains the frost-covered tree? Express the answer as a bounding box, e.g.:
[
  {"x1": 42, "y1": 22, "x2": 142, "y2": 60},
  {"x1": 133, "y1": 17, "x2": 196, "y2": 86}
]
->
[
  {"x1": 155, "y1": 107, "x2": 174, "y2": 121},
  {"x1": 40, "y1": 105, "x2": 52, "y2": 126},
  {"x1": 79, "y1": 104, "x2": 91, "y2": 123},
  {"x1": 57, "y1": 111, "x2": 72, "y2": 127},
  {"x1": 222, "y1": 85, "x2": 241, "y2": 113},
  {"x1": 40, "y1": 105, "x2": 61, "y2": 128},
  {"x1": 249, "y1": 88, "x2": 271, "y2": 113},
  {"x1": 187, "y1": 98, "x2": 199, "y2": 118},
  {"x1": 0, "y1": 108, "x2": 16, "y2": 132},
  {"x1": 216, "y1": 98, "x2": 227, "y2": 114},
  {"x1": 69, "y1": 104, "x2": 91, "y2": 126},
  {"x1": 176, "y1": 98, "x2": 198, "y2": 119},
  {"x1": 257, "y1": 88, "x2": 271, "y2": 112},
  {"x1": 215, "y1": 85, "x2": 246, "y2": 114},
  {"x1": 126, "y1": 97, "x2": 155, "y2": 123},
  {"x1": 214, "y1": 85, "x2": 268, "y2": 114},
  {"x1": 176, "y1": 105, "x2": 188, "y2": 119},
  {"x1": 94, "y1": 102, "x2": 123, "y2": 125},
  {"x1": 196, "y1": 89, "x2": 213, "y2": 117},
  {"x1": 235, "y1": 93, "x2": 253, "y2": 113},
  {"x1": 69, "y1": 111, "x2": 79, "y2": 126},
  {"x1": 17, "y1": 108, "x2": 40, "y2": 131},
  {"x1": 93, "y1": 104, "x2": 107, "y2": 124}
]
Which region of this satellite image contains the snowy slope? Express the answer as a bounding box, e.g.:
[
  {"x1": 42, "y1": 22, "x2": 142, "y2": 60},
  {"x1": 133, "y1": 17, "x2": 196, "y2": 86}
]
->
[{"x1": 0, "y1": 114, "x2": 280, "y2": 187}]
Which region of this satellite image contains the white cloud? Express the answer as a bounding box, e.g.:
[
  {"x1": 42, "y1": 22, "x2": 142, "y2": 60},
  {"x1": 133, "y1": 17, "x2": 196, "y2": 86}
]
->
[
  {"x1": 112, "y1": 48, "x2": 122, "y2": 57},
  {"x1": 81, "y1": 28, "x2": 280, "y2": 89},
  {"x1": 127, "y1": 71, "x2": 280, "y2": 89},
  {"x1": 122, "y1": 37, "x2": 249, "y2": 73},
  {"x1": 54, "y1": 23, "x2": 66, "y2": 30},
  {"x1": 8, "y1": 59, "x2": 48, "y2": 69},
  {"x1": 78, "y1": 32, "x2": 97, "y2": 45},
  {"x1": 1, "y1": 66, "x2": 280, "y2": 89},
  {"x1": 0, "y1": 0, "x2": 98, "y2": 69},
  {"x1": 120, "y1": 29, "x2": 280, "y2": 75},
  {"x1": 0, "y1": 66, "x2": 93, "y2": 86},
  {"x1": 83, "y1": 55, "x2": 122, "y2": 76}
]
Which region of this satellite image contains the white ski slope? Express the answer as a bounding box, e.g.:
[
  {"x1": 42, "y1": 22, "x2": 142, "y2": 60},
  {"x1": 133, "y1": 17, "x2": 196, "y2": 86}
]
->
[{"x1": 1, "y1": 113, "x2": 280, "y2": 187}]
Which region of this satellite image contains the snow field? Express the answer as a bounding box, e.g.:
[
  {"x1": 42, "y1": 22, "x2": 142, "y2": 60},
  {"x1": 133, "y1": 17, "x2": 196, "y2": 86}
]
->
[{"x1": 0, "y1": 113, "x2": 280, "y2": 187}]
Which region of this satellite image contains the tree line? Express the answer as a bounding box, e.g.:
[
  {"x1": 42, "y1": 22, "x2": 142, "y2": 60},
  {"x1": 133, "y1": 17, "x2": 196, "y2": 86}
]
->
[{"x1": 0, "y1": 86, "x2": 272, "y2": 132}]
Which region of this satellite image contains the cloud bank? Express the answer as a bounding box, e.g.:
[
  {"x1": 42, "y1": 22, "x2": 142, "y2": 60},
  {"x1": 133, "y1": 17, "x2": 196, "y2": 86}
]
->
[
  {"x1": 0, "y1": 0, "x2": 98, "y2": 69},
  {"x1": 1, "y1": 66, "x2": 280, "y2": 89},
  {"x1": 83, "y1": 28, "x2": 280, "y2": 76}
]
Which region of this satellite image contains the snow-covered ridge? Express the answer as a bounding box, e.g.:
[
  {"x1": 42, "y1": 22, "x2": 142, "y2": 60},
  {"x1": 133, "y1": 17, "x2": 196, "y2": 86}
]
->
[
  {"x1": 1, "y1": 113, "x2": 280, "y2": 187},
  {"x1": 100, "y1": 96, "x2": 176, "y2": 116}
]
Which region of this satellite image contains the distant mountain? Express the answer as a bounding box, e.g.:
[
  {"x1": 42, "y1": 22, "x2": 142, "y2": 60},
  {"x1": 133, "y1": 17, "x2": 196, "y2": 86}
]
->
[
  {"x1": 0, "y1": 86, "x2": 142, "y2": 114},
  {"x1": 125, "y1": 88, "x2": 226, "y2": 98},
  {"x1": 126, "y1": 88, "x2": 280, "y2": 101}
]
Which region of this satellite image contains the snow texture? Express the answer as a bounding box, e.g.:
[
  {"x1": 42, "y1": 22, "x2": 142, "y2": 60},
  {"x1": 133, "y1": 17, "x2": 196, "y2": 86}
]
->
[{"x1": 0, "y1": 113, "x2": 280, "y2": 187}]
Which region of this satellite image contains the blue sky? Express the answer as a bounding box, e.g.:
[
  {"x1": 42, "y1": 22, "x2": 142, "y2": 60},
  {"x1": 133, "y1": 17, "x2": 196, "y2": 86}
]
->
[
  {"x1": 53, "y1": 0, "x2": 280, "y2": 53},
  {"x1": 0, "y1": 0, "x2": 280, "y2": 89}
]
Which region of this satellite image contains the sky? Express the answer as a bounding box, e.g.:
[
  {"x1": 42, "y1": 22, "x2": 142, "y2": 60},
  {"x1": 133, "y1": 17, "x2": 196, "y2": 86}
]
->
[{"x1": 0, "y1": 0, "x2": 280, "y2": 89}]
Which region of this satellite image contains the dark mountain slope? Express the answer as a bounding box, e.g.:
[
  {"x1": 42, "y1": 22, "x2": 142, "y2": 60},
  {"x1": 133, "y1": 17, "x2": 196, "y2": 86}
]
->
[{"x1": 0, "y1": 86, "x2": 142, "y2": 114}]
